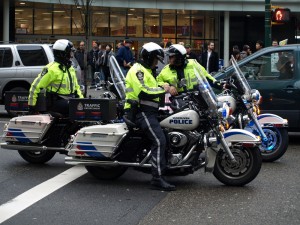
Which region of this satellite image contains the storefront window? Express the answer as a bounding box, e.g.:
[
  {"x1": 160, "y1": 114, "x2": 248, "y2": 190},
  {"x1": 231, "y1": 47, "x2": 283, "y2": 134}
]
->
[
  {"x1": 177, "y1": 10, "x2": 190, "y2": 40},
  {"x1": 127, "y1": 8, "x2": 143, "y2": 37},
  {"x1": 144, "y1": 9, "x2": 160, "y2": 38},
  {"x1": 34, "y1": 9, "x2": 52, "y2": 35},
  {"x1": 191, "y1": 11, "x2": 204, "y2": 39},
  {"x1": 15, "y1": 8, "x2": 33, "y2": 35},
  {"x1": 53, "y1": 4, "x2": 71, "y2": 35},
  {"x1": 110, "y1": 8, "x2": 126, "y2": 37},
  {"x1": 92, "y1": 7, "x2": 109, "y2": 36},
  {"x1": 162, "y1": 10, "x2": 176, "y2": 40},
  {"x1": 71, "y1": 6, "x2": 85, "y2": 35}
]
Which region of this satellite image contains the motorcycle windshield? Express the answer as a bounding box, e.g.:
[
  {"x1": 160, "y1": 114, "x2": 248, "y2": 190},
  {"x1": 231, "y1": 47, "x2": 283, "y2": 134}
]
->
[
  {"x1": 231, "y1": 56, "x2": 252, "y2": 100},
  {"x1": 193, "y1": 67, "x2": 218, "y2": 116},
  {"x1": 109, "y1": 55, "x2": 126, "y2": 100}
]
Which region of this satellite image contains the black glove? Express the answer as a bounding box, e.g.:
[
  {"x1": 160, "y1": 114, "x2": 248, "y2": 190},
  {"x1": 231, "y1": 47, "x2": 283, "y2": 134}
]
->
[{"x1": 28, "y1": 105, "x2": 38, "y2": 115}]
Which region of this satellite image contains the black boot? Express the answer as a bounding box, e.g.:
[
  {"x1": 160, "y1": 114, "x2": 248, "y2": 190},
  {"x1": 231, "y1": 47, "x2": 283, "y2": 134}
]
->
[{"x1": 150, "y1": 176, "x2": 176, "y2": 191}]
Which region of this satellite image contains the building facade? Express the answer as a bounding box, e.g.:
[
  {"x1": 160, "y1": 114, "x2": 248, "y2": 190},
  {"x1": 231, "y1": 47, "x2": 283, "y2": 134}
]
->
[{"x1": 1, "y1": 0, "x2": 300, "y2": 65}]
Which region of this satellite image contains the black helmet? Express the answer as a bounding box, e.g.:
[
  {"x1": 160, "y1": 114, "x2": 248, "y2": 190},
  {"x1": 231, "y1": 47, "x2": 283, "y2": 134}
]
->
[
  {"x1": 140, "y1": 42, "x2": 164, "y2": 68},
  {"x1": 53, "y1": 39, "x2": 75, "y2": 64},
  {"x1": 167, "y1": 44, "x2": 187, "y2": 66}
]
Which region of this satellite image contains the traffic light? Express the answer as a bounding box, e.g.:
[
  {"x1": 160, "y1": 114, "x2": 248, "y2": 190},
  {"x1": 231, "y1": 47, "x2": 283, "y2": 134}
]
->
[{"x1": 272, "y1": 8, "x2": 290, "y2": 22}]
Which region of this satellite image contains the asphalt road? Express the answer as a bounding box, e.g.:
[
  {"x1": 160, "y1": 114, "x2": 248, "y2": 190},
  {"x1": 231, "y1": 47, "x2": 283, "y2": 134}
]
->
[{"x1": 0, "y1": 115, "x2": 299, "y2": 225}]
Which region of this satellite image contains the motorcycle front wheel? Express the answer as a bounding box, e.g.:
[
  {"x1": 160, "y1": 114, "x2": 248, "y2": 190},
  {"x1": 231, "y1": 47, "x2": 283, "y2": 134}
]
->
[
  {"x1": 259, "y1": 128, "x2": 288, "y2": 162},
  {"x1": 213, "y1": 146, "x2": 262, "y2": 186},
  {"x1": 85, "y1": 166, "x2": 127, "y2": 180},
  {"x1": 18, "y1": 150, "x2": 56, "y2": 164}
]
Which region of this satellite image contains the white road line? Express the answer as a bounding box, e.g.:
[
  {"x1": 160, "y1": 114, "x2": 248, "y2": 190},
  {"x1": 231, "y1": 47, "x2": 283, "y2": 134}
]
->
[{"x1": 0, "y1": 165, "x2": 87, "y2": 224}]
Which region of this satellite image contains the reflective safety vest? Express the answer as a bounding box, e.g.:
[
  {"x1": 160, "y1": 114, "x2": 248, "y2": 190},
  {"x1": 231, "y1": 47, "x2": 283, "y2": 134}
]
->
[
  {"x1": 124, "y1": 63, "x2": 165, "y2": 110},
  {"x1": 28, "y1": 61, "x2": 83, "y2": 106},
  {"x1": 157, "y1": 59, "x2": 217, "y2": 92}
]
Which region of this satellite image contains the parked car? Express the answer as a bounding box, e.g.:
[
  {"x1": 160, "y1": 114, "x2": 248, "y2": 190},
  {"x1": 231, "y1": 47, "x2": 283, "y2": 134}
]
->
[
  {"x1": 214, "y1": 44, "x2": 300, "y2": 131},
  {"x1": 0, "y1": 43, "x2": 81, "y2": 105}
]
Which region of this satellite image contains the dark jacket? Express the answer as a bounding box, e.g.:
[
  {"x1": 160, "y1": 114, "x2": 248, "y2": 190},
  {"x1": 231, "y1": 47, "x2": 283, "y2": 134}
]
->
[
  {"x1": 200, "y1": 50, "x2": 219, "y2": 73},
  {"x1": 87, "y1": 48, "x2": 99, "y2": 69},
  {"x1": 116, "y1": 46, "x2": 134, "y2": 68},
  {"x1": 74, "y1": 49, "x2": 86, "y2": 70}
]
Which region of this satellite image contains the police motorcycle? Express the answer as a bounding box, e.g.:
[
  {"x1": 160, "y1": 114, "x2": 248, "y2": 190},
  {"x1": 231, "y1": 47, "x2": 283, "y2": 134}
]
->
[
  {"x1": 0, "y1": 86, "x2": 118, "y2": 164},
  {"x1": 217, "y1": 56, "x2": 288, "y2": 162},
  {"x1": 64, "y1": 61, "x2": 262, "y2": 186}
]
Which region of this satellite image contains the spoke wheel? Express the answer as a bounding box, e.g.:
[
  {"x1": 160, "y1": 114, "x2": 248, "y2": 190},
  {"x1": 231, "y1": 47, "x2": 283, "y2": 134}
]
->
[{"x1": 18, "y1": 150, "x2": 56, "y2": 164}]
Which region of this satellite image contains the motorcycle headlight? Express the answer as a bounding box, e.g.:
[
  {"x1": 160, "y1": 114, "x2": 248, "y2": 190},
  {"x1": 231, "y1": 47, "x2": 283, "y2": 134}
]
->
[
  {"x1": 251, "y1": 89, "x2": 261, "y2": 103},
  {"x1": 218, "y1": 103, "x2": 230, "y2": 119}
]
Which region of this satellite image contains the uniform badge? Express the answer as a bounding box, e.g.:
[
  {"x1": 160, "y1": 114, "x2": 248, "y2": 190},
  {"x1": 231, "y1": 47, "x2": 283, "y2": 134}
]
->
[
  {"x1": 41, "y1": 68, "x2": 48, "y2": 76},
  {"x1": 136, "y1": 71, "x2": 144, "y2": 81}
]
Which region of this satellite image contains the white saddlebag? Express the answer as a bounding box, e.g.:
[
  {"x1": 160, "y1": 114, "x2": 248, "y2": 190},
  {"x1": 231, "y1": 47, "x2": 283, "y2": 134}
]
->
[
  {"x1": 67, "y1": 123, "x2": 129, "y2": 158},
  {"x1": 2, "y1": 114, "x2": 53, "y2": 143}
]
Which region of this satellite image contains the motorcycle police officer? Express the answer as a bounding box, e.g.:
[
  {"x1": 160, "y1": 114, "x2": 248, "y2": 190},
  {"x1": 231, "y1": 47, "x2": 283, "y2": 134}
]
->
[
  {"x1": 124, "y1": 42, "x2": 176, "y2": 191},
  {"x1": 28, "y1": 39, "x2": 83, "y2": 116},
  {"x1": 157, "y1": 44, "x2": 222, "y2": 97}
]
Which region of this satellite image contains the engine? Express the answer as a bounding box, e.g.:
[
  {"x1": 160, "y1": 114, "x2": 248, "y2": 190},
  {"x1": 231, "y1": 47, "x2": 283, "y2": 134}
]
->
[{"x1": 167, "y1": 131, "x2": 199, "y2": 165}]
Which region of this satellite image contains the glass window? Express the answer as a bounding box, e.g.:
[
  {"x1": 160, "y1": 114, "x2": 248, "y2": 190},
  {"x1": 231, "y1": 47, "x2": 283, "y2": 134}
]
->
[
  {"x1": 177, "y1": 10, "x2": 190, "y2": 39},
  {"x1": 72, "y1": 6, "x2": 85, "y2": 35},
  {"x1": 110, "y1": 8, "x2": 126, "y2": 36},
  {"x1": 92, "y1": 9, "x2": 109, "y2": 36},
  {"x1": 162, "y1": 10, "x2": 176, "y2": 40},
  {"x1": 15, "y1": 8, "x2": 33, "y2": 35},
  {"x1": 17, "y1": 46, "x2": 48, "y2": 66},
  {"x1": 241, "y1": 50, "x2": 294, "y2": 80},
  {"x1": 0, "y1": 48, "x2": 13, "y2": 68},
  {"x1": 53, "y1": 5, "x2": 71, "y2": 35},
  {"x1": 191, "y1": 11, "x2": 204, "y2": 39},
  {"x1": 127, "y1": 9, "x2": 143, "y2": 37},
  {"x1": 144, "y1": 9, "x2": 160, "y2": 38},
  {"x1": 34, "y1": 9, "x2": 52, "y2": 35}
]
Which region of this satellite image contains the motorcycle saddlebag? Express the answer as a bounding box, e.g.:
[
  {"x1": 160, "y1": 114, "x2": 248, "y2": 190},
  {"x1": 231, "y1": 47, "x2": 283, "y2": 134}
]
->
[
  {"x1": 2, "y1": 114, "x2": 53, "y2": 143},
  {"x1": 67, "y1": 123, "x2": 128, "y2": 158}
]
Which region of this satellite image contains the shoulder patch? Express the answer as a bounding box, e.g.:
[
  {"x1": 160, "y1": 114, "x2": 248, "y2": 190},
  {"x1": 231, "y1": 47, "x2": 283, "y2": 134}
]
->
[
  {"x1": 40, "y1": 67, "x2": 48, "y2": 76},
  {"x1": 136, "y1": 71, "x2": 144, "y2": 81}
]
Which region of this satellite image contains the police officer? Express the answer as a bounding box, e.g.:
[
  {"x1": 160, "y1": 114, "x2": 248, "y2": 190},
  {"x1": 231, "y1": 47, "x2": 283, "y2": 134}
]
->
[
  {"x1": 28, "y1": 39, "x2": 83, "y2": 116},
  {"x1": 156, "y1": 44, "x2": 222, "y2": 110},
  {"x1": 124, "y1": 42, "x2": 175, "y2": 191}
]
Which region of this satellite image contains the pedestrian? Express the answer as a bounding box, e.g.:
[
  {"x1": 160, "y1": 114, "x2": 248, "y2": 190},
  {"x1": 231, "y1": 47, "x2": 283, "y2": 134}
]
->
[
  {"x1": 272, "y1": 39, "x2": 279, "y2": 46},
  {"x1": 28, "y1": 39, "x2": 83, "y2": 116},
  {"x1": 240, "y1": 44, "x2": 251, "y2": 59},
  {"x1": 115, "y1": 41, "x2": 124, "y2": 54},
  {"x1": 255, "y1": 40, "x2": 264, "y2": 51},
  {"x1": 229, "y1": 49, "x2": 241, "y2": 65},
  {"x1": 96, "y1": 43, "x2": 105, "y2": 85},
  {"x1": 185, "y1": 44, "x2": 199, "y2": 62},
  {"x1": 100, "y1": 44, "x2": 114, "y2": 89},
  {"x1": 87, "y1": 41, "x2": 99, "y2": 85},
  {"x1": 116, "y1": 38, "x2": 134, "y2": 76},
  {"x1": 74, "y1": 41, "x2": 87, "y2": 85},
  {"x1": 200, "y1": 41, "x2": 219, "y2": 73},
  {"x1": 124, "y1": 42, "x2": 175, "y2": 191}
]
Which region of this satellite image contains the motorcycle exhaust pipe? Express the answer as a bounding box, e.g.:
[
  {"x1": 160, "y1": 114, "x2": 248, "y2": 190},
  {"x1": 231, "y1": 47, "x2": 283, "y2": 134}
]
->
[
  {"x1": 0, "y1": 143, "x2": 66, "y2": 152},
  {"x1": 65, "y1": 157, "x2": 192, "y2": 169}
]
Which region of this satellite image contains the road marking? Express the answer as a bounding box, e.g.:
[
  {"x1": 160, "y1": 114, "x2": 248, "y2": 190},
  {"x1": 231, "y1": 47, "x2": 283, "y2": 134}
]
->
[{"x1": 0, "y1": 165, "x2": 87, "y2": 223}]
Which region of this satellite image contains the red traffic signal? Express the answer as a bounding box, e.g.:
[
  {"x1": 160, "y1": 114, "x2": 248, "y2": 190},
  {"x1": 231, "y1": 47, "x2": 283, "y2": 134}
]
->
[{"x1": 272, "y1": 8, "x2": 290, "y2": 22}]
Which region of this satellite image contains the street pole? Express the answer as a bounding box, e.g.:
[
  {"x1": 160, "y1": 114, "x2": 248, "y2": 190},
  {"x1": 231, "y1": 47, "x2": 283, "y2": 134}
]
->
[
  {"x1": 84, "y1": 0, "x2": 89, "y2": 96},
  {"x1": 265, "y1": 0, "x2": 272, "y2": 47}
]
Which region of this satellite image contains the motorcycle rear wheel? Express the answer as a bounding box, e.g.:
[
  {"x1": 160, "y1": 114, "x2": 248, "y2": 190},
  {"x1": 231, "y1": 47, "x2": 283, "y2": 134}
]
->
[
  {"x1": 259, "y1": 128, "x2": 288, "y2": 162},
  {"x1": 18, "y1": 150, "x2": 56, "y2": 164},
  {"x1": 85, "y1": 166, "x2": 127, "y2": 180},
  {"x1": 213, "y1": 146, "x2": 262, "y2": 186}
]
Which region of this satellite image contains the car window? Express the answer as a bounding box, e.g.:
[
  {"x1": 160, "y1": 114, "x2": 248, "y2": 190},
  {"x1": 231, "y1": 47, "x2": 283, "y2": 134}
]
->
[
  {"x1": 0, "y1": 47, "x2": 13, "y2": 67},
  {"x1": 17, "y1": 45, "x2": 48, "y2": 66},
  {"x1": 241, "y1": 50, "x2": 294, "y2": 81}
]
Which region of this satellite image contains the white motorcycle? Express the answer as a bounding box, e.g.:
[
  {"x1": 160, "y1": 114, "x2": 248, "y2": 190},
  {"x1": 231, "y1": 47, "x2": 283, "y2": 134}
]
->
[{"x1": 65, "y1": 62, "x2": 262, "y2": 186}]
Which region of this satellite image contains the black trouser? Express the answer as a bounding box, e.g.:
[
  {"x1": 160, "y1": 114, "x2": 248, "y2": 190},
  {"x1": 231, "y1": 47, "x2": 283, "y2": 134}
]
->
[{"x1": 135, "y1": 111, "x2": 166, "y2": 177}]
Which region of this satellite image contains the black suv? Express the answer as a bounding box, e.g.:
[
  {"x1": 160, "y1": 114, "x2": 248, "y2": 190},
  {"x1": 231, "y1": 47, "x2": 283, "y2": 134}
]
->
[{"x1": 214, "y1": 44, "x2": 300, "y2": 131}]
